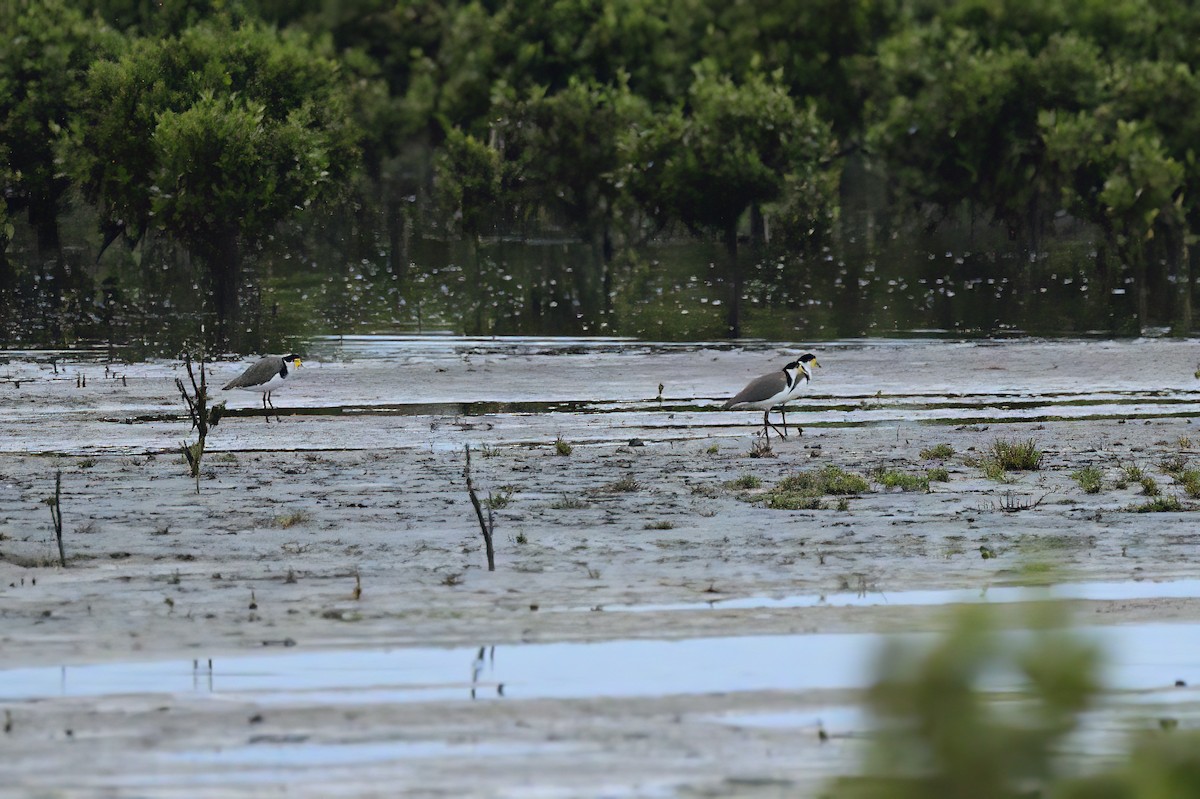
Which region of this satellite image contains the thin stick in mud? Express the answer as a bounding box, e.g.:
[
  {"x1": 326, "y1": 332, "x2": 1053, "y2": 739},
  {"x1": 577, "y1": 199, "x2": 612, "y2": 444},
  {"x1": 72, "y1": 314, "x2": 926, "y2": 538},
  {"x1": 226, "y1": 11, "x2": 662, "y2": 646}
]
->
[
  {"x1": 464, "y1": 445, "x2": 496, "y2": 571},
  {"x1": 49, "y1": 470, "x2": 65, "y2": 568}
]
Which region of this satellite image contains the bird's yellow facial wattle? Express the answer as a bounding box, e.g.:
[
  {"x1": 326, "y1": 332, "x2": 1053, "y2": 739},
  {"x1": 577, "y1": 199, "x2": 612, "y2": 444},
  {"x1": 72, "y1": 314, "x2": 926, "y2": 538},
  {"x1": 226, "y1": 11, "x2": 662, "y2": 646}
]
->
[
  {"x1": 293, "y1": 358, "x2": 303, "y2": 368},
  {"x1": 811, "y1": 359, "x2": 821, "y2": 369}
]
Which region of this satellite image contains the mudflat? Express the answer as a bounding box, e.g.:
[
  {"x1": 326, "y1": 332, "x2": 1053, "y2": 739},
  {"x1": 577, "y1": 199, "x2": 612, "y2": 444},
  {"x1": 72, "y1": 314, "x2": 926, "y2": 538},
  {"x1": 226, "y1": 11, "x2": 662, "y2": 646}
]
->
[{"x1": 3, "y1": 337, "x2": 1200, "y2": 797}]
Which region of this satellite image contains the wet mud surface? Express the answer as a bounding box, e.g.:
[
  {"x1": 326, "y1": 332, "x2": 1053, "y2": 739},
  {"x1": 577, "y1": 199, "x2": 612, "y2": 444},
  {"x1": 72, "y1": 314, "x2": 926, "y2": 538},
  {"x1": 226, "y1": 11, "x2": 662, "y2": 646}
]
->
[{"x1": 3, "y1": 336, "x2": 1200, "y2": 797}]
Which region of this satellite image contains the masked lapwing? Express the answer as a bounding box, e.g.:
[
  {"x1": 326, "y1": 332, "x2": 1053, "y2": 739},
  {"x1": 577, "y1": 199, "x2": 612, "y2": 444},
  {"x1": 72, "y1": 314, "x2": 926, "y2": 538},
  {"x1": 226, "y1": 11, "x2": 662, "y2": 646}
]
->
[
  {"x1": 222, "y1": 354, "x2": 302, "y2": 422},
  {"x1": 723, "y1": 354, "x2": 820, "y2": 440}
]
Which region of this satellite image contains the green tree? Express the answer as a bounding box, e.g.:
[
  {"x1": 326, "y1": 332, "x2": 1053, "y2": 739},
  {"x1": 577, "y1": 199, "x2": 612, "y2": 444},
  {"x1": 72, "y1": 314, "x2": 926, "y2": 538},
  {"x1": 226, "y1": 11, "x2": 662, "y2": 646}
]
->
[
  {"x1": 1042, "y1": 110, "x2": 1188, "y2": 333},
  {"x1": 623, "y1": 66, "x2": 837, "y2": 336},
  {"x1": 66, "y1": 20, "x2": 359, "y2": 345},
  {"x1": 868, "y1": 27, "x2": 1104, "y2": 251},
  {"x1": 490, "y1": 0, "x2": 696, "y2": 104},
  {"x1": 695, "y1": 0, "x2": 900, "y2": 139},
  {"x1": 0, "y1": 0, "x2": 118, "y2": 294},
  {"x1": 492, "y1": 76, "x2": 652, "y2": 323},
  {"x1": 433, "y1": 128, "x2": 502, "y2": 334}
]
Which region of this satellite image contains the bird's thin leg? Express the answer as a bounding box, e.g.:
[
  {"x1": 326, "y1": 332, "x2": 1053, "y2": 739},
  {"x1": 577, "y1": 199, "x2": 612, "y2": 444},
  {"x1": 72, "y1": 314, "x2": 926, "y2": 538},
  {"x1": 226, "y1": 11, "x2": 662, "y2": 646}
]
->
[
  {"x1": 782, "y1": 405, "x2": 801, "y2": 436},
  {"x1": 261, "y1": 393, "x2": 271, "y2": 423},
  {"x1": 766, "y1": 407, "x2": 788, "y2": 440},
  {"x1": 779, "y1": 406, "x2": 789, "y2": 437},
  {"x1": 267, "y1": 391, "x2": 280, "y2": 422}
]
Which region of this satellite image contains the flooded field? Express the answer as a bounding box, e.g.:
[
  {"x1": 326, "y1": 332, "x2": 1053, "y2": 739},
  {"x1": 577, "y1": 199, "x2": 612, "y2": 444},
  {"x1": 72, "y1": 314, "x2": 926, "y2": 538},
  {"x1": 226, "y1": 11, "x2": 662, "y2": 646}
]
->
[{"x1": 3, "y1": 336, "x2": 1200, "y2": 797}]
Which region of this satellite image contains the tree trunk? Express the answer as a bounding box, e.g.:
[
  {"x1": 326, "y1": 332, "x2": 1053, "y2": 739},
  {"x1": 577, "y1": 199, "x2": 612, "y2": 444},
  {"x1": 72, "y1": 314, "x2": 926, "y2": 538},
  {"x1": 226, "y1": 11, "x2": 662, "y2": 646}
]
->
[
  {"x1": 749, "y1": 204, "x2": 768, "y2": 247},
  {"x1": 1170, "y1": 226, "x2": 1192, "y2": 336},
  {"x1": 0, "y1": 246, "x2": 12, "y2": 348},
  {"x1": 725, "y1": 224, "x2": 741, "y2": 338},
  {"x1": 208, "y1": 228, "x2": 242, "y2": 349},
  {"x1": 584, "y1": 230, "x2": 608, "y2": 330},
  {"x1": 0, "y1": 244, "x2": 10, "y2": 293},
  {"x1": 31, "y1": 200, "x2": 64, "y2": 339},
  {"x1": 387, "y1": 195, "x2": 409, "y2": 288},
  {"x1": 1133, "y1": 243, "x2": 1148, "y2": 334},
  {"x1": 469, "y1": 236, "x2": 484, "y2": 335}
]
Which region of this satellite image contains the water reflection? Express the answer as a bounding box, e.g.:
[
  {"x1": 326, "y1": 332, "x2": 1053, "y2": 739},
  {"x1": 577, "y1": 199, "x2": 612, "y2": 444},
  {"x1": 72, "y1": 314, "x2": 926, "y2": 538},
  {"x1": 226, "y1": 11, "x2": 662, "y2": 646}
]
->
[
  {"x1": 471, "y1": 645, "x2": 504, "y2": 700},
  {"x1": 0, "y1": 232, "x2": 1170, "y2": 358}
]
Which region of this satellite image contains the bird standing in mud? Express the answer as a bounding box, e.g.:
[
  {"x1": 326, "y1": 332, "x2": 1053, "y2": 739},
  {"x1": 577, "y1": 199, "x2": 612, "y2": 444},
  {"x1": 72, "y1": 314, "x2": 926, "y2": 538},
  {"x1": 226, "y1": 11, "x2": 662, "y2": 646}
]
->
[
  {"x1": 724, "y1": 353, "x2": 820, "y2": 441},
  {"x1": 222, "y1": 354, "x2": 302, "y2": 422}
]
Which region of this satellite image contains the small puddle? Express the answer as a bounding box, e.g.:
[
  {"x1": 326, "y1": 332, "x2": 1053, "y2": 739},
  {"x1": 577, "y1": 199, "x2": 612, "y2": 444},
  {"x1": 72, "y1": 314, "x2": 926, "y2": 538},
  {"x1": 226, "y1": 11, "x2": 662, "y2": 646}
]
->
[
  {"x1": 588, "y1": 578, "x2": 1200, "y2": 615},
  {"x1": 4, "y1": 623, "x2": 1199, "y2": 705}
]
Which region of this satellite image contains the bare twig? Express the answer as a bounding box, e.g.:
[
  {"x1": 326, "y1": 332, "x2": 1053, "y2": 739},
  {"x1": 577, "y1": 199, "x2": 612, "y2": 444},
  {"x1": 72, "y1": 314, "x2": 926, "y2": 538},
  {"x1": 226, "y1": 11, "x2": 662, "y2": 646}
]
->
[
  {"x1": 464, "y1": 445, "x2": 496, "y2": 571},
  {"x1": 48, "y1": 470, "x2": 65, "y2": 567},
  {"x1": 176, "y1": 346, "x2": 223, "y2": 493}
]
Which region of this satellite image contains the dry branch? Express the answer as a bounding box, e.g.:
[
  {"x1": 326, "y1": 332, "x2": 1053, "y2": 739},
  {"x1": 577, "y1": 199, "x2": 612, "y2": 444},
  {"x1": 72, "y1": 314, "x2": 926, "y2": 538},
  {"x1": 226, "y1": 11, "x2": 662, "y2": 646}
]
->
[
  {"x1": 464, "y1": 445, "x2": 496, "y2": 571},
  {"x1": 48, "y1": 470, "x2": 65, "y2": 568}
]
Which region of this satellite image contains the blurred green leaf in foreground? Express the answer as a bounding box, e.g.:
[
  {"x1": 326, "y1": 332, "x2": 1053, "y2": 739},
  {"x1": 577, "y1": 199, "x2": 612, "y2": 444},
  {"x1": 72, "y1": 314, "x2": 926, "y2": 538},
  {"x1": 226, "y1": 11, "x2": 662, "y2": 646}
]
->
[{"x1": 827, "y1": 602, "x2": 1200, "y2": 799}]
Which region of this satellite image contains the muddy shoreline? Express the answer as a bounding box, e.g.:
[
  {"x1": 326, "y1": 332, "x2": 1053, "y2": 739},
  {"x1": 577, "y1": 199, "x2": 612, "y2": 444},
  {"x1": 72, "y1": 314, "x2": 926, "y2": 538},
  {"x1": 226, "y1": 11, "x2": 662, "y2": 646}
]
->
[{"x1": 4, "y1": 337, "x2": 1200, "y2": 797}]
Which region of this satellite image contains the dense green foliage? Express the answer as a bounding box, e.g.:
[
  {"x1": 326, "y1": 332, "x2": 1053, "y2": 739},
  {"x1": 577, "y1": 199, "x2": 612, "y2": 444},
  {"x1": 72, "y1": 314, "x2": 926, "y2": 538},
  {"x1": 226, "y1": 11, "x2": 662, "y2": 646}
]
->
[
  {"x1": 4, "y1": 0, "x2": 1200, "y2": 348},
  {"x1": 830, "y1": 602, "x2": 1200, "y2": 799}
]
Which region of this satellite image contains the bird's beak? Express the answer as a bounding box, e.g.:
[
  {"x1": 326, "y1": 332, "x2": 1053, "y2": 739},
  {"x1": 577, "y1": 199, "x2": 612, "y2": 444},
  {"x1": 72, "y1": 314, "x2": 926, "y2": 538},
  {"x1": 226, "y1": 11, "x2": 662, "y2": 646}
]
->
[
  {"x1": 812, "y1": 359, "x2": 821, "y2": 369},
  {"x1": 294, "y1": 358, "x2": 303, "y2": 367}
]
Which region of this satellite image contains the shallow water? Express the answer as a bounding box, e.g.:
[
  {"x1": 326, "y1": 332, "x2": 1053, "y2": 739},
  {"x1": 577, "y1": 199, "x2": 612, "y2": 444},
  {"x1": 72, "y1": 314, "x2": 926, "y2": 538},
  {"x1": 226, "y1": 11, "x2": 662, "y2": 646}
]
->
[
  {"x1": 588, "y1": 578, "x2": 1200, "y2": 614},
  {"x1": 5, "y1": 621, "x2": 1198, "y2": 704}
]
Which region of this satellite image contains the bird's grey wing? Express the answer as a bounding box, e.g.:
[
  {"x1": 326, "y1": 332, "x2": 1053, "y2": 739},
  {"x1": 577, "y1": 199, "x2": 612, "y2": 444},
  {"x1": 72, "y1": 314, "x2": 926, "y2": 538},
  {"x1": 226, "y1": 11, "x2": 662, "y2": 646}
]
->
[
  {"x1": 222, "y1": 356, "x2": 281, "y2": 390},
  {"x1": 723, "y1": 371, "x2": 786, "y2": 408}
]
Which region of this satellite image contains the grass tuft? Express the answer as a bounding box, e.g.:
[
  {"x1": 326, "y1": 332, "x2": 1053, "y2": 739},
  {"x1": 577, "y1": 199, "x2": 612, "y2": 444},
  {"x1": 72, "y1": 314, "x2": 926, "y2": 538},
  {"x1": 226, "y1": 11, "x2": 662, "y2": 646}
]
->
[
  {"x1": 1071, "y1": 466, "x2": 1102, "y2": 494},
  {"x1": 872, "y1": 468, "x2": 931, "y2": 492},
  {"x1": 919, "y1": 443, "x2": 955, "y2": 460},
  {"x1": 1139, "y1": 476, "x2": 1160, "y2": 496},
  {"x1": 1178, "y1": 469, "x2": 1200, "y2": 498},
  {"x1": 486, "y1": 488, "x2": 514, "y2": 509},
  {"x1": 761, "y1": 466, "x2": 867, "y2": 511},
  {"x1": 1122, "y1": 464, "x2": 1145, "y2": 482},
  {"x1": 726, "y1": 474, "x2": 762, "y2": 490},
  {"x1": 550, "y1": 496, "x2": 588, "y2": 510},
  {"x1": 1130, "y1": 495, "x2": 1185, "y2": 513},
  {"x1": 274, "y1": 510, "x2": 311, "y2": 529},
  {"x1": 982, "y1": 459, "x2": 1010, "y2": 482},
  {"x1": 644, "y1": 520, "x2": 676, "y2": 530},
  {"x1": 748, "y1": 438, "x2": 776, "y2": 458},
  {"x1": 777, "y1": 466, "x2": 869, "y2": 496},
  {"x1": 554, "y1": 436, "x2": 573, "y2": 456},
  {"x1": 1160, "y1": 453, "x2": 1189, "y2": 476},
  {"x1": 988, "y1": 438, "x2": 1043, "y2": 471},
  {"x1": 605, "y1": 475, "x2": 641, "y2": 492},
  {"x1": 926, "y1": 467, "x2": 950, "y2": 482},
  {"x1": 766, "y1": 493, "x2": 825, "y2": 510}
]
